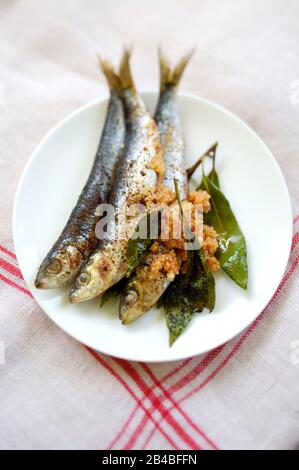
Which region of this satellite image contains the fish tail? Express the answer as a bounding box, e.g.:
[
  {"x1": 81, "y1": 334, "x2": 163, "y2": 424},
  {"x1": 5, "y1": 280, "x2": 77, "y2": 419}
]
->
[
  {"x1": 99, "y1": 57, "x2": 122, "y2": 93},
  {"x1": 118, "y1": 47, "x2": 136, "y2": 92},
  {"x1": 158, "y1": 47, "x2": 194, "y2": 91}
]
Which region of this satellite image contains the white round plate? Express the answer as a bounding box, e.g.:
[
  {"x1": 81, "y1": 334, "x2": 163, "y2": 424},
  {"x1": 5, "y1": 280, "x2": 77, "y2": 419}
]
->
[{"x1": 13, "y1": 92, "x2": 293, "y2": 362}]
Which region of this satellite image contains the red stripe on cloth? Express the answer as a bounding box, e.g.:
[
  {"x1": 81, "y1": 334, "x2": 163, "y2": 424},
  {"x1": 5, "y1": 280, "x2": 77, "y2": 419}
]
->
[
  {"x1": 124, "y1": 345, "x2": 224, "y2": 449},
  {"x1": 126, "y1": 413, "x2": 151, "y2": 450},
  {"x1": 114, "y1": 342, "x2": 224, "y2": 448},
  {"x1": 113, "y1": 358, "x2": 203, "y2": 450},
  {"x1": 140, "y1": 363, "x2": 218, "y2": 450},
  {"x1": 160, "y1": 358, "x2": 193, "y2": 383},
  {"x1": 0, "y1": 257, "x2": 23, "y2": 279},
  {"x1": 85, "y1": 348, "x2": 180, "y2": 450},
  {"x1": 125, "y1": 345, "x2": 224, "y2": 450},
  {"x1": 0, "y1": 260, "x2": 209, "y2": 450},
  {"x1": 294, "y1": 214, "x2": 299, "y2": 224},
  {"x1": 0, "y1": 245, "x2": 184, "y2": 449},
  {"x1": 168, "y1": 345, "x2": 225, "y2": 394},
  {"x1": 141, "y1": 252, "x2": 299, "y2": 449},
  {"x1": 0, "y1": 245, "x2": 17, "y2": 260},
  {"x1": 117, "y1": 224, "x2": 299, "y2": 448},
  {"x1": 0, "y1": 272, "x2": 32, "y2": 297},
  {"x1": 106, "y1": 404, "x2": 139, "y2": 450},
  {"x1": 109, "y1": 359, "x2": 205, "y2": 448},
  {"x1": 292, "y1": 232, "x2": 299, "y2": 249},
  {"x1": 0, "y1": 261, "x2": 180, "y2": 450},
  {"x1": 109, "y1": 357, "x2": 193, "y2": 449},
  {"x1": 2, "y1": 235, "x2": 298, "y2": 451},
  {"x1": 127, "y1": 237, "x2": 299, "y2": 448},
  {"x1": 180, "y1": 253, "x2": 299, "y2": 400}
]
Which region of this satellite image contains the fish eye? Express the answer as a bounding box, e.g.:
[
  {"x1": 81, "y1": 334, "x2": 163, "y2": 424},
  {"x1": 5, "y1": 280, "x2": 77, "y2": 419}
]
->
[
  {"x1": 78, "y1": 272, "x2": 90, "y2": 286},
  {"x1": 124, "y1": 289, "x2": 138, "y2": 305},
  {"x1": 46, "y1": 259, "x2": 62, "y2": 274}
]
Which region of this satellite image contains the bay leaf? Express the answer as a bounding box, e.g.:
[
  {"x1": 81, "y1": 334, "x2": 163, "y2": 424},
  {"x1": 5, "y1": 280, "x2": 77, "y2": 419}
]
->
[{"x1": 200, "y1": 175, "x2": 248, "y2": 289}]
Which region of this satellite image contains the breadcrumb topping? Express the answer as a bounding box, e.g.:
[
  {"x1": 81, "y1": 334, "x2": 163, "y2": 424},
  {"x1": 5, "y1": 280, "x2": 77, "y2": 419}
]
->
[
  {"x1": 130, "y1": 183, "x2": 220, "y2": 283},
  {"x1": 203, "y1": 225, "x2": 220, "y2": 272},
  {"x1": 149, "y1": 152, "x2": 165, "y2": 178},
  {"x1": 148, "y1": 250, "x2": 180, "y2": 280},
  {"x1": 207, "y1": 256, "x2": 220, "y2": 272},
  {"x1": 188, "y1": 190, "x2": 211, "y2": 213},
  {"x1": 156, "y1": 188, "x2": 219, "y2": 274},
  {"x1": 147, "y1": 193, "x2": 220, "y2": 277}
]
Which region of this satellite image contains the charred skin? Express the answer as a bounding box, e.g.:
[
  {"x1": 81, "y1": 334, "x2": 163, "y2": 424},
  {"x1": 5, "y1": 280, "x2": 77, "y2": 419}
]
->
[
  {"x1": 120, "y1": 50, "x2": 192, "y2": 323},
  {"x1": 70, "y1": 50, "x2": 163, "y2": 303},
  {"x1": 35, "y1": 61, "x2": 125, "y2": 289}
]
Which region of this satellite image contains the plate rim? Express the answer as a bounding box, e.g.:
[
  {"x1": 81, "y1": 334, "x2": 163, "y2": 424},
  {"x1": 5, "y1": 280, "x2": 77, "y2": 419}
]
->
[{"x1": 12, "y1": 91, "x2": 293, "y2": 362}]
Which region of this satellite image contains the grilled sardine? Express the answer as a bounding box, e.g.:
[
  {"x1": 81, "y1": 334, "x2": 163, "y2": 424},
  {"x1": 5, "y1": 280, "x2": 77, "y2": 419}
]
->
[
  {"x1": 120, "y1": 50, "x2": 192, "y2": 323},
  {"x1": 35, "y1": 60, "x2": 125, "y2": 288},
  {"x1": 70, "y1": 50, "x2": 164, "y2": 303}
]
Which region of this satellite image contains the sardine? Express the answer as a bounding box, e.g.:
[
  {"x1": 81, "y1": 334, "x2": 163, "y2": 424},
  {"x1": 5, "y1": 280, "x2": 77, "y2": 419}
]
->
[
  {"x1": 70, "y1": 50, "x2": 163, "y2": 303},
  {"x1": 120, "y1": 50, "x2": 192, "y2": 324},
  {"x1": 35, "y1": 60, "x2": 125, "y2": 288}
]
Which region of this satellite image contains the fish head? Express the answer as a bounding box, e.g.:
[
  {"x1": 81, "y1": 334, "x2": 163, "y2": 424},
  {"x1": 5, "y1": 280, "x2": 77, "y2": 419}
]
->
[
  {"x1": 69, "y1": 250, "x2": 121, "y2": 303},
  {"x1": 119, "y1": 279, "x2": 144, "y2": 324},
  {"x1": 35, "y1": 245, "x2": 83, "y2": 289},
  {"x1": 119, "y1": 271, "x2": 171, "y2": 324}
]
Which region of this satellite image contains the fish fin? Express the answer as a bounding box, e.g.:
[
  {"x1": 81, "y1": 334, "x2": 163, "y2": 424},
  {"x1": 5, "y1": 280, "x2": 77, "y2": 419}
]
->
[
  {"x1": 119, "y1": 47, "x2": 136, "y2": 92},
  {"x1": 99, "y1": 57, "x2": 122, "y2": 93},
  {"x1": 158, "y1": 48, "x2": 194, "y2": 91}
]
